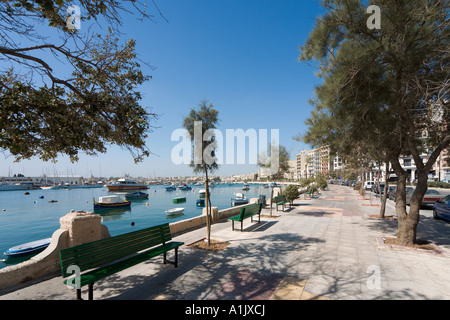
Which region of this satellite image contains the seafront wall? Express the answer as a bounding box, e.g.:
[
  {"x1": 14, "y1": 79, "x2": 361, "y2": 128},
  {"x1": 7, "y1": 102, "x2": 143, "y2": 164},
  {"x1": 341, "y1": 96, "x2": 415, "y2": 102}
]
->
[{"x1": 0, "y1": 199, "x2": 261, "y2": 295}]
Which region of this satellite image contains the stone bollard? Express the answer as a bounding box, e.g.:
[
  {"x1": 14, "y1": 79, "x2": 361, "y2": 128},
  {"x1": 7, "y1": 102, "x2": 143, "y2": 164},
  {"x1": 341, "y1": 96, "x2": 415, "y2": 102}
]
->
[
  {"x1": 60, "y1": 211, "x2": 108, "y2": 247},
  {"x1": 202, "y1": 206, "x2": 219, "y2": 223}
]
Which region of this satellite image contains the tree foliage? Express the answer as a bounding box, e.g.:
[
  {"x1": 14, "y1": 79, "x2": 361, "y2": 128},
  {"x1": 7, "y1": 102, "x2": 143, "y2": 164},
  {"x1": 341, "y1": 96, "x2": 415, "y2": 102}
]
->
[
  {"x1": 283, "y1": 184, "x2": 300, "y2": 204},
  {"x1": 0, "y1": 0, "x2": 163, "y2": 162},
  {"x1": 298, "y1": 0, "x2": 450, "y2": 245}
]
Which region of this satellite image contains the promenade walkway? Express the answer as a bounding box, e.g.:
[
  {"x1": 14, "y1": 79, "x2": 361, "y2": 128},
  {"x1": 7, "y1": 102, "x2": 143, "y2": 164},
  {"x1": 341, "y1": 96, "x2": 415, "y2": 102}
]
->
[{"x1": 2, "y1": 184, "x2": 450, "y2": 300}]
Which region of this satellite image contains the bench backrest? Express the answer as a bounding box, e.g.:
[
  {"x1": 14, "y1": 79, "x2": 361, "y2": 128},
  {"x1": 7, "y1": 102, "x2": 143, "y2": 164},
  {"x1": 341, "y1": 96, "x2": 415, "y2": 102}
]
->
[
  {"x1": 59, "y1": 223, "x2": 172, "y2": 278},
  {"x1": 238, "y1": 203, "x2": 262, "y2": 220},
  {"x1": 274, "y1": 195, "x2": 285, "y2": 203}
]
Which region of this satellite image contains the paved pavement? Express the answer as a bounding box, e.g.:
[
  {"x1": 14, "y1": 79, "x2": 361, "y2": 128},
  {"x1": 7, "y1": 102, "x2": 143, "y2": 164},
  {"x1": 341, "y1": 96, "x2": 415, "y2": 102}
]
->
[{"x1": 2, "y1": 184, "x2": 450, "y2": 300}]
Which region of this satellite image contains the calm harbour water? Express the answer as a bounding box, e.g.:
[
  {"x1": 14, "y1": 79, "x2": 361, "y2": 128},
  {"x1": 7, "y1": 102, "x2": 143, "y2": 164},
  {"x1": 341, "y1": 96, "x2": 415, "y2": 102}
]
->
[{"x1": 0, "y1": 183, "x2": 271, "y2": 269}]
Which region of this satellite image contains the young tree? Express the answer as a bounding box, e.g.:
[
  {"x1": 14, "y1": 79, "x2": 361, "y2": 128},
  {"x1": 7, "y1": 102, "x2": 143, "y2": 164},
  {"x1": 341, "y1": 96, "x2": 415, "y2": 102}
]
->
[
  {"x1": 182, "y1": 99, "x2": 220, "y2": 245},
  {"x1": 283, "y1": 184, "x2": 300, "y2": 205},
  {"x1": 0, "y1": 1, "x2": 164, "y2": 163},
  {"x1": 298, "y1": 0, "x2": 450, "y2": 245},
  {"x1": 258, "y1": 143, "x2": 290, "y2": 181}
]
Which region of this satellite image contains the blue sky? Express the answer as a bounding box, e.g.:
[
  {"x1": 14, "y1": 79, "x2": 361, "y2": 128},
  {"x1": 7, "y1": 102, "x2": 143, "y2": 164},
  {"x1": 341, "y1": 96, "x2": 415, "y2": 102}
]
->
[{"x1": 1, "y1": 0, "x2": 325, "y2": 178}]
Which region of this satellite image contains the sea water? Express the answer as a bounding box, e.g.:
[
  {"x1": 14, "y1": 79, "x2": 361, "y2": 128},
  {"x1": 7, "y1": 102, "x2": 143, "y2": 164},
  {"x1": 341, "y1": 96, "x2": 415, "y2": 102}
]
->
[{"x1": 0, "y1": 184, "x2": 271, "y2": 269}]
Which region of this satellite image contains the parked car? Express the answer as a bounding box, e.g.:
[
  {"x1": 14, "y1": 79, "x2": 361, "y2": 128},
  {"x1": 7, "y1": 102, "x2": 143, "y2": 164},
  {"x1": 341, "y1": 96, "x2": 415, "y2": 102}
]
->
[
  {"x1": 405, "y1": 188, "x2": 445, "y2": 206},
  {"x1": 373, "y1": 183, "x2": 385, "y2": 194},
  {"x1": 364, "y1": 181, "x2": 375, "y2": 190},
  {"x1": 433, "y1": 195, "x2": 450, "y2": 221},
  {"x1": 388, "y1": 186, "x2": 397, "y2": 200}
]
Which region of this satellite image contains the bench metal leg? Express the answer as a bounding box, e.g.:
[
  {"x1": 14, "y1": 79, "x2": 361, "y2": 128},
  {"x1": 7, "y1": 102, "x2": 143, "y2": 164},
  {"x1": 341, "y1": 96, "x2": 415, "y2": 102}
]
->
[
  {"x1": 241, "y1": 220, "x2": 243, "y2": 232},
  {"x1": 88, "y1": 283, "x2": 94, "y2": 300},
  {"x1": 163, "y1": 248, "x2": 179, "y2": 267},
  {"x1": 76, "y1": 288, "x2": 82, "y2": 300},
  {"x1": 231, "y1": 220, "x2": 235, "y2": 231},
  {"x1": 174, "y1": 247, "x2": 178, "y2": 268}
]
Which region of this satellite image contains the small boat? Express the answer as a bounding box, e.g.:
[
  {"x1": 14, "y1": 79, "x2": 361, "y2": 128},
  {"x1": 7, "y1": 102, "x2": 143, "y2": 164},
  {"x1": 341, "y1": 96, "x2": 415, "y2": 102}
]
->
[
  {"x1": 231, "y1": 192, "x2": 248, "y2": 206},
  {"x1": 165, "y1": 186, "x2": 176, "y2": 191},
  {"x1": 180, "y1": 185, "x2": 192, "y2": 191},
  {"x1": 4, "y1": 238, "x2": 51, "y2": 257},
  {"x1": 93, "y1": 195, "x2": 131, "y2": 209},
  {"x1": 231, "y1": 198, "x2": 249, "y2": 206},
  {"x1": 196, "y1": 199, "x2": 205, "y2": 207},
  {"x1": 173, "y1": 197, "x2": 186, "y2": 204},
  {"x1": 199, "y1": 189, "x2": 206, "y2": 198},
  {"x1": 165, "y1": 207, "x2": 185, "y2": 215},
  {"x1": 41, "y1": 185, "x2": 58, "y2": 190},
  {"x1": 242, "y1": 183, "x2": 250, "y2": 190},
  {"x1": 125, "y1": 191, "x2": 149, "y2": 200}
]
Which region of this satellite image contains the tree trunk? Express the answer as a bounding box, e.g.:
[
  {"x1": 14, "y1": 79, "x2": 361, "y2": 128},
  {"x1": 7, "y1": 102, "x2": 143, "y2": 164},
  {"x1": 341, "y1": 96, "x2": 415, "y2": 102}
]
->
[
  {"x1": 397, "y1": 170, "x2": 427, "y2": 245},
  {"x1": 390, "y1": 156, "x2": 423, "y2": 246},
  {"x1": 379, "y1": 162, "x2": 389, "y2": 219},
  {"x1": 205, "y1": 170, "x2": 211, "y2": 246}
]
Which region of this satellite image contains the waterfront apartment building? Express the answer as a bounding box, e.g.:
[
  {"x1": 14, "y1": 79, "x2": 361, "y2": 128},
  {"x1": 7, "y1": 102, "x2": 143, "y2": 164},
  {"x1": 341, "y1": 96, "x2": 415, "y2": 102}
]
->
[{"x1": 296, "y1": 145, "x2": 335, "y2": 179}]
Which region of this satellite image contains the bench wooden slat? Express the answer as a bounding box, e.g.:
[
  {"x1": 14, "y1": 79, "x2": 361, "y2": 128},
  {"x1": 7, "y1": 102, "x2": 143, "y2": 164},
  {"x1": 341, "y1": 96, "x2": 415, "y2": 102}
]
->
[
  {"x1": 60, "y1": 224, "x2": 172, "y2": 276},
  {"x1": 64, "y1": 241, "x2": 183, "y2": 287},
  {"x1": 59, "y1": 223, "x2": 184, "y2": 300},
  {"x1": 274, "y1": 195, "x2": 290, "y2": 211},
  {"x1": 228, "y1": 203, "x2": 262, "y2": 231}
]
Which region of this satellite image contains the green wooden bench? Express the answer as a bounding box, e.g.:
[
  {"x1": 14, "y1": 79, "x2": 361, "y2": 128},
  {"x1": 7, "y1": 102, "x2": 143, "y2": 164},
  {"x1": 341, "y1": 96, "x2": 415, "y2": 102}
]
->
[
  {"x1": 228, "y1": 203, "x2": 262, "y2": 231},
  {"x1": 59, "y1": 223, "x2": 184, "y2": 300},
  {"x1": 274, "y1": 195, "x2": 290, "y2": 211}
]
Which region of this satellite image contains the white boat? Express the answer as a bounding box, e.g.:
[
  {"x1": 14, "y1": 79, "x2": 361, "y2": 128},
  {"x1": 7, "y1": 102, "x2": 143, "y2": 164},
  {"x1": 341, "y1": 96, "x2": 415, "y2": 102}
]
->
[
  {"x1": 0, "y1": 182, "x2": 30, "y2": 191},
  {"x1": 165, "y1": 207, "x2": 185, "y2": 215},
  {"x1": 231, "y1": 192, "x2": 248, "y2": 206},
  {"x1": 106, "y1": 179, "x2": 148, "y2": 191},
  {"x1": 41, "y1": 185, "x2": 59, "y2": 190},
  {"x1": 4, "y1": 238, "x2": 51, "y2": 257}
]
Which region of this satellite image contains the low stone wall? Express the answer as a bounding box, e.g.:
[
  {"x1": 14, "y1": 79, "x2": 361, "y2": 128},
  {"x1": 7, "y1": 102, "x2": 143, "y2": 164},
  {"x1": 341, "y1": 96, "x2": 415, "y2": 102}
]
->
[{"x1": 0, "y1": 201, "x2": 260, "y2": 294}]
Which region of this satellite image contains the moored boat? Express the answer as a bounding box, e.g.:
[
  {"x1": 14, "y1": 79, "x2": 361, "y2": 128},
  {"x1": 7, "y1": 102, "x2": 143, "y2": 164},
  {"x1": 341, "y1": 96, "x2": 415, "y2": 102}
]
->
[
  {"x1": 196, "y1": 199, "x2": 205, "y2": 207},
  {"x1": 93, "y1": 195, "x2": 131, "y2": 209},
  {"x1": 4, "y1": 238, "x2": 51, "y2": 257},
  {"x1": 106, "y1": 179, "x2": 148, "y2": 191},
  {"x1": 0, "y1": 182, "x2": 30, "y2": 191},
  {"x1": 231, "y1": 192, "x2": 248, "y2": 206},
  {"x1": 173, "y1": 197, "x2": 186, "y2": 204},
  {"x1": 125, "y1": 191, "x2": 149, "y2": 200},
  {"x1": 41, "y1": 185, "x2": 59, "y2": 190},
  {"x1": 165, "y1": 207, "x2": 185, "y2": 215},
  {"x1": 165, "y1": 186, "x2": 176, "y2": 191}
]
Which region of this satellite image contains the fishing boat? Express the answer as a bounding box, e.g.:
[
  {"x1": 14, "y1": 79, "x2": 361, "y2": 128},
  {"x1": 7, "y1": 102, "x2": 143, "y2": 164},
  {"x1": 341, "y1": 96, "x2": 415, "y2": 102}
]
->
[
  {"x1": 231, "y1": 192, "x2": 248, "y2": 206},
  {"x1": 199, "y1": 189, "x2": 206, "y2": 198},
  {"x1": 93, "y1": 195, "x2": 131, "y2": 209},
  {"x1": 242, "y1": 183, "x2": 250, "y2": 191},
  {"x1": 3, "y1": 238, "x2": 51, "y2": 257},
  {"x1": 173, "y1": 197, "x2": 186, "y2": 204},
  {"x1": 180, "y1": 185, "x2": 192, "y2": 191},
  {"x1": 165, "y1": 207, "x2": 185, "y2": 215},
  {"x1": 196, "y1": 199, "x2": 205, "y2": 207},
  {"x1": 106, "y1": 179, "x2": 148, "y2": 191},
  {"x1": 125, "y1": 191, "x2": 149, "y2": 200},
  {"x1": 165, "y1": 186, "x2": 176, "y2": 191}
]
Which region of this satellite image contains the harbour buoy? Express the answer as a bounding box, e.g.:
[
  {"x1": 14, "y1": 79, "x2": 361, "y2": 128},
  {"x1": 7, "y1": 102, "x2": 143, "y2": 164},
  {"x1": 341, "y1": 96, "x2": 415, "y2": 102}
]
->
[
  {"x1": 146, "y1": 202, "x2": 149, "y2": 206},
  {"x1": 130, "y1": 222, "x2": 135, "y2": 227}
]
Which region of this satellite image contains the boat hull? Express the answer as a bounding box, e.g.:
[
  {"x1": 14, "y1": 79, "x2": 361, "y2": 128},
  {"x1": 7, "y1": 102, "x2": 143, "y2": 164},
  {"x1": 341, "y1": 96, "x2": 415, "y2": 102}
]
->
[
  {"x1": 94, "y1": 200, "x2": 131, "y2": 209},
  {"x1": 231, "y1": 198, "x2": 249, "y2": 206},
  {"x1": 4, "y1": 238, "x2": 51, "y2": 257},
  {"x1": 107, "y1": 185, "x2": 148, "y2": 191}
]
